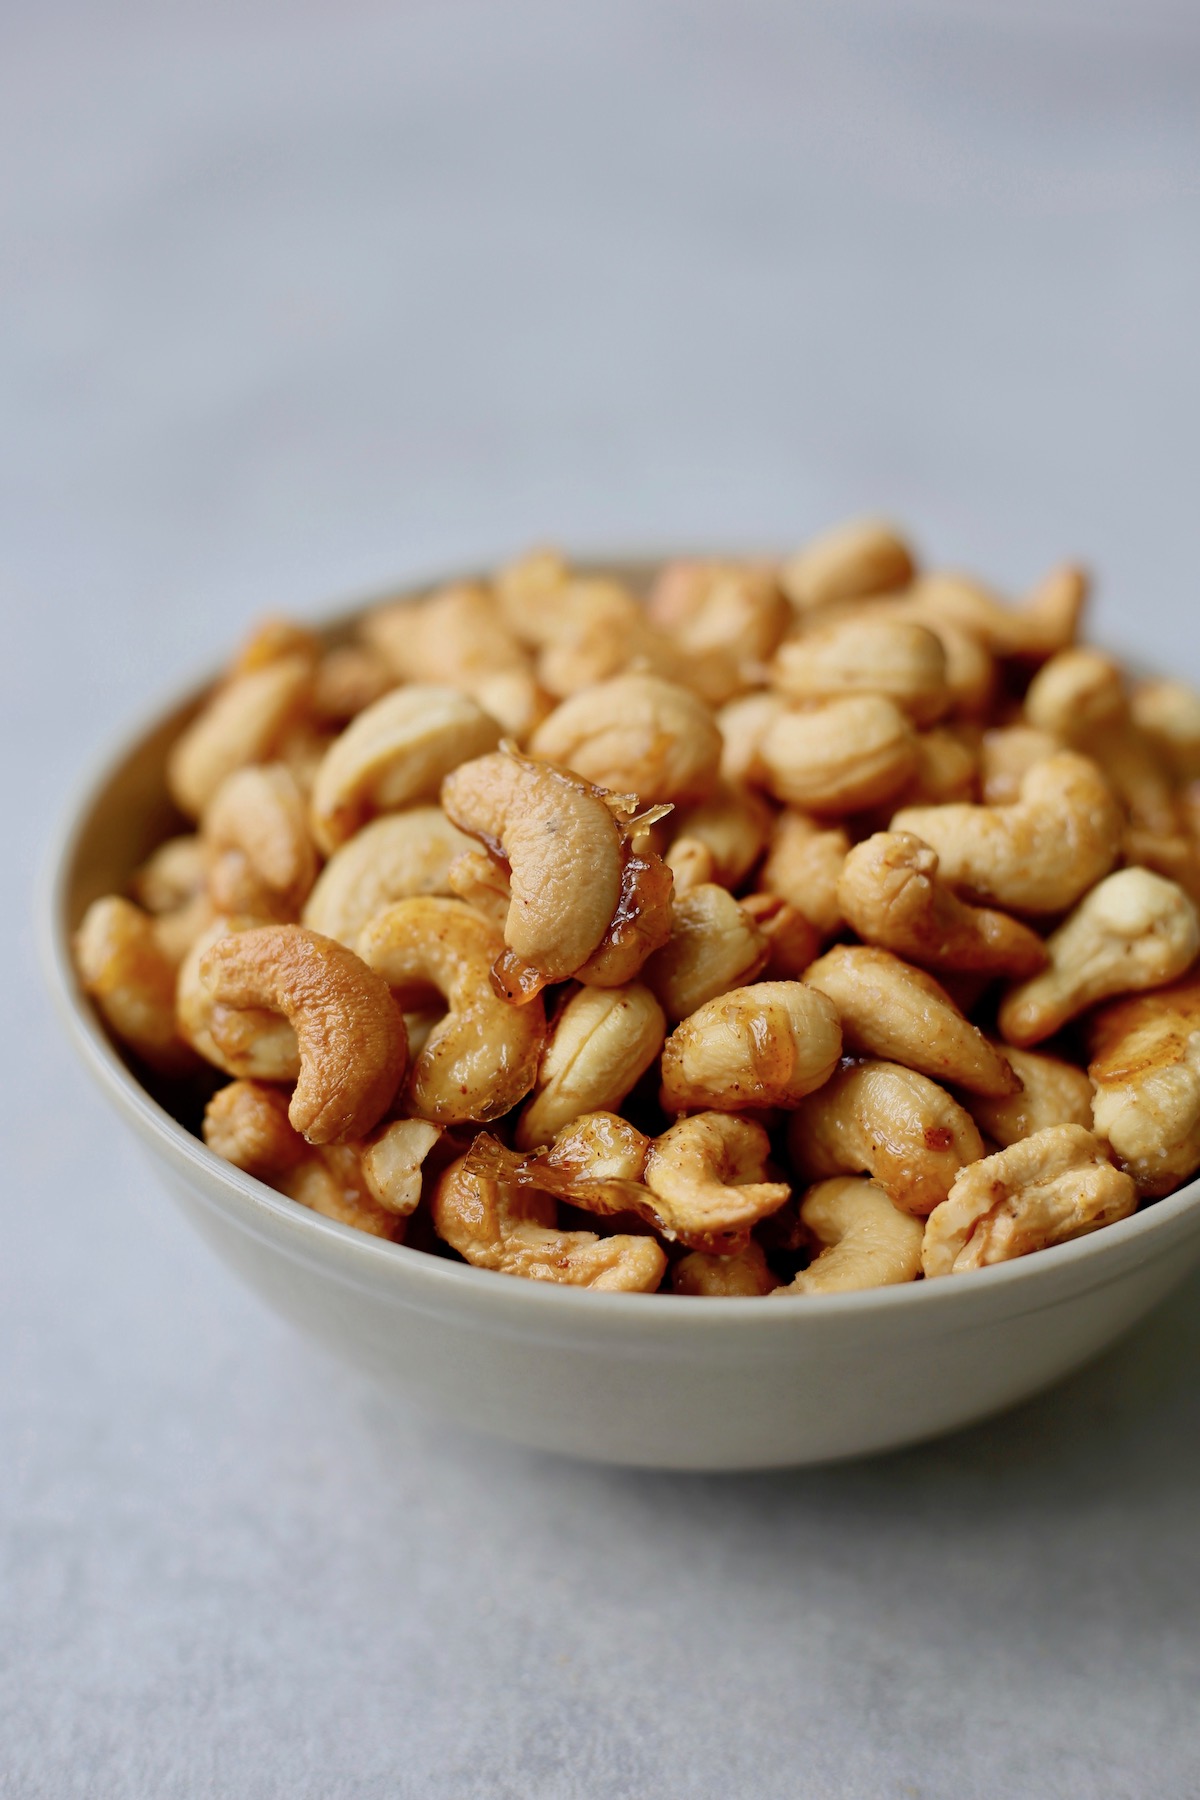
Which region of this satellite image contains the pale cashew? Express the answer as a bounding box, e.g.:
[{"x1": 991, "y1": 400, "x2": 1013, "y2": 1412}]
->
[
  {"x1": 903, "y1": 563, "x2": 1086, "y2": 659},
  {"x1": 716, "y1": 691, "x2": 787, "y2": 785},
  {"x1": 979, "y1": 725, "x2": 1062, "y2": 805},
  {"x1": 672, "y1": 1241, "x2": 779, "y2": 1296},
  {"x1": 772, "y1": 1177, "x2": 923, "y2": 1295},
  {"x1": 779, "y1": 518, "x2": 916, "y2": 611},
  {"x1": 312, "y1": 643, "x2": 394, "y2": 725},
  {"x1": 1026, "y1": 648, "x2": 1179, "y2": 835},
  {"x1": 202, "y1": 1078, "x2": 308, "y2": 1178},
  {"x1": 1089, "y1": 977, "x2": 1200, "y2": 1195},
  {"x1": 515, "y1": 983, "x2": 666, "y2": 1149},
  {"x1": 167, "y1": 653, "x2": 315, "y2": 819},
  {"x1": 302, "y1": 807, "x2": 474, "y2": 947},
  {"x1": 660, "y1": 981, "x2": 842, "y2": 1113},
  {"x1": 998, "y1": 868, "x2": 1200, "y2": 1047},
  {"x1": 837, "y1": 831, "x2": 1048, "y2": 979},
  {"x1": 967, "y1": 1043, "x2": 1094, "y2": 1148},
  {"x1": 1131, "y1": 680, "x2": 1200, "y2": 783},
  {"x1": 666, "y1": 782, "x2": 773, "y2": 888},
  {"x1": 197, "y1": 924, "x2": 408, "y2": 1144},
  {"x1": 432, "y1": 1149, "x2": 666, "y2": 1291},
  {"x1": 364, "y1": 581, "x2": 529, "y2": 684},
  {"x1": 760, "y1": 695, "x2": 918, "y2": 814},
  {"x1": 665, "y1": 837, "x2": 715, "y2": 895},
  {"x1": 739, "y1": 894, "x2": 822, "y2": 979},
  {"x1": 203, "y1": 763, "x2": 317, "y2": 919},
  {"x1": 530, "y1": 673, "x2": 722, "y2": 804},
  {"x1": 884, "y1": 605, "x2": 997, "y2": 717},
  {"x1": 643, "y1": 884, "x2": 769, "y2": 1021},
  {"x1": 1123, "y1": 827, "x2": 1200, "y2": 909},
  {"x1": 787, "y1": 1060, "x2": 984, "y2": 1215},
  {"x1": 892, "y1": 750, "x2": 1123, "y2": 914},
  {"x1": 760, "y1": 810, "x2": 849, "y2": 937},
  {"x1": 771, "y1": 617, "x2": 950, "y2": 726},
  {"x1": 921, "y1": 1125, "x2": 1136, "y2": 1276},
  {"x1": 641, "y1": 1113, "x2": 790, "y2": 1252},
  {"x1": 177, "y1": 915, "x2": 302, "y2": 1079},
  {"x1": 803, "y1": 945, "x2": 1018, "y2": 1096},
  {"x1": 360, "y1": 1118, "x2": 444, "y2": 1216},
  {"x1": 357, "y1": 897, "x2": 545, "y2": 1124},
  {"x1": 74, "y1": 896, "x2": 199, "y2": 1076}
]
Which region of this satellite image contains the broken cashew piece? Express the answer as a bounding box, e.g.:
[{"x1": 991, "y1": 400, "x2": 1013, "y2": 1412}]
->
[
  {"x1": 516, "y1": 983, "x2": 666, "y2": 1150},
  {"x1": 1089, "y1": 977, "x2": 1200, "y2": 1195},
  {"x1": 967, "y1": 1044, "x2": 1095, "y2": 1149},
  {"x1": 529, "y1": 672, "x2": 723, "y2": 803},
  {"x1": 74, "y1": 895, "x2": 199, "y2": 1075},
  {"x1": 301, "y1": 807, "x2": 473, "y2": 947},
  {"x1": 921, "y1": 1125, "x2": 1136, "y2": 1276},
  {"x1": 772, "y1": 1177, "x2": 923, "y2": 1295},
  {"x1": 660, "y1": 981, "x2": 842, "y2": 1113}
]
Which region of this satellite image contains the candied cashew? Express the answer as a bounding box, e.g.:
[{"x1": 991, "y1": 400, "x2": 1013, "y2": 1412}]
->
[
  {"x1": 787, "y1": 1060, "x2": 984, "y2": 1215},
  {"x1": 921, "y1": 1125, "x2": 1136, "y2": 1276},
  {"x1": 1026, "y1": 647, "x2": 1179, "y2": 836},
  {"x1": 672, "y1": 1242, "x2": 779, "y2": 1296},
  {"x1": 979, "y1": 725, "x2": 1062, "y2": 806},
  {"x1": 716, "y1": 691, "x2": 788, "y2": 786},
  {"x1": 771, "y1": 617, "x2": 950, "y2": 726},
  {"x1": 279, "y1": 1146, "x2": 404, "y2": 1241},
  {"x1": 357, "y1": 897, "x2": 545, "y2": 1125},
  {"x1": 515, "y1": 983, "x2": 666, "y2": 1149},
  {"x1": 998, "y1": 868, "x2": 1200, "y2": 1047},
  {"x1": 779, "y1": 518, "x2": 916, "y2": 611},
  {"x1": 203, "y1": 763, "x2": 317, "y2": 919},
  {"x1": 647, "y1": 560, "x2": 789, "y2": 698},
  {"x1": 660, "y1": 981, "x2": 842, "y2": 1113},
  {"x1": 311, "y1": 643, "x2": 394, "y2": 725},
  {"x1": 895, "y1": 728, "x2": 979, "y2": 807},
  {"x1": 177, "y1": 915, "x2": 302, "y2": 1079},
  {"x1": 837, "y1": 832, "x2": 1048, "y2": 979},
  {"x1": 642, "y1": 884, "x2": 769, "y2": 1021},
  {"x1": 666, "y1": 782, "x2": 774, "y2": 888},
  {"x1": 167, "y1": 653, "x2": 315, "y2": 819},
  {"x1": 665, "y1": 837, "x2": 715, "y2": 895},
  {"x1": 739, "y1": 894, "x2": 822, "y2": 979},
  {"x1": 364, "y1": 581, "x2": 528, "y2": 685},
  {"x1": 802, "y1": 945, "x2": 1018, "y2": 1096},
  {"x1": 302, "y1": 807, "x2": 474, "y2": 947},
  {"x1": 360, "y1": 1118, "x2": 444, "y2": 1216},
  {"x1": 772, "y1": 1177, "x2": 923, "y2": 1295},
  {"x1": 967, "y1": 1043, "x2": 1094, "y2": 1148},
  {"x1": 131, "y1": 835, "x2": 209, "y2": 916},
  {"x1": 760, "y1": 695, "x2": 918, "y2": 814},
  {"x1": 892, "y1": 750, "x2": 1123, "y2": 915},
  {"x1": 530, "y1": 673, "x2": 722, "y2": 804},
  {"x1": 1132, "y1": 680, "x2": 1200, "y2": 783},
  {"x1": 760, "y1": 811, "x2": 849, "y2": 938},
  {"x1": 74, "y1": 895, "x2": 199, "y2": 1075},
  {"x1": 1089, "y1": 977, "x2": 1200, "y2": 1195},
  {"x1": 904, "y1": 563, "x2": 1086, "y2": 659},
  {"x1": 642, "y1": 1113, "x2": 791, "y2": 1253},
  {"x1": 202, "y1": 1078, "x2": 308, "y2": 1177}
]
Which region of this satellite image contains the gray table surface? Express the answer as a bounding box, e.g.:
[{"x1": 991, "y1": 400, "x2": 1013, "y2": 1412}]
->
[{"x1": 4, "y1": 3, "x2": 1200, "y2": 1795}]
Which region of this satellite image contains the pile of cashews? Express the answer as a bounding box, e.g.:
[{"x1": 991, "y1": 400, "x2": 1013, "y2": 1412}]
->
[{"x1": 74, "y1": 524, "x2": 1200, "y2": 1296}]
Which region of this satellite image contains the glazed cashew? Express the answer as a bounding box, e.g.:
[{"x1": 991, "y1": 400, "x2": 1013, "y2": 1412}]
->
[
  {"x1": 660, "y1": 981, "x2": 842, "y2": 1113},
  {"x1": 892, "y1": 751, "x2": 1123, "y2": 915},
  {"x1": 202, "y1": 1078, "x2": 308, "y2": 1178},
  {"x1": 364, "y1": 580, "x2": 529, "y2": 685},
  {"x1": 357, "y1": 897, "x2": 545, "y2": 1124},
  {"x1": 310, "y1": 685, "x2": 502, "y2": 855},
  {"x1": 716, "y1": 691, "x2": 788, "y2": 786},
  {"x1": 311, "y1": 643, "x2": 394, "y2": 725},
  {"x1": 671, "y1": 1241, "x2": 779, "y2": 1296},
  {"x1": 197, "y1": 925, "x2": 408, "y2": 1144},
  {"x1": 978, "y1": 725, "x2": 1062, "y2": 806},
  {"x1": 131, "y1": 835, "x2": 209, "y2": 916},
  {"x1": 515, "y1": 982, "x2": 666, "y2": 1149},
  {"x1": 74, "y1": 895, "x2": 199, "y2": 1075},
  {"x1": 664, "y1": 837, "x2": 715, "y2": 895},
  {"x1": 177, "y1": 915, "x2": 302, "y2": 1079},
  {"x1": 570, "y1": 826, "x2": 676, "y2": 991},
  {"x1": 359, "y1": 1118, "x2": 444, "y2": 1216},
  {"x1": 760, "y1": 811, "x2": 850, "y2": 938},
  {"x1": 922, "y1": 1125, "x2": 1136, "y2": 1276},
  {"x1": 1026, "y1": 648, "x2": 1179, "y2": 836},
  {"x1": 203, "y1": 763, "x2": 317, "y2": 919},
  {"x1": 647, "y1": 560, "x2": 789, "y2": 698},
  {"x1": 1131, "y1": 680, "x2": 1200, "y2": 783},
  {"x1": 530, "y1": 673, "x2": 722, "y2": 804},
  {"x1": 739, "y1": 894, "x2": 822, "y2": 979},
  {"x1": 279, "y1": 1145, "x2": 405, "y2": 1241},
  {"x1": 642, "y1": 1113, "x2": 791, "y2": 1253},
  {"x1": 837, "y1": 832, "x2": 1048, "y2": 979},
  {"x1": 666, "y1": 782, "x2": 774, "y2": 889},
  {"x1": 895, "y1": 728, "x2": 979, "y2": 808},
  {"x1": 167, "y1": 652, "x2": 315, "y2": 820},
  {"x1": 772, "y1": 617, "x2": 950, "y2": 726},
  {"x1": 432, "y1": 1150, "x2": 666, "y2": 1291},
  {"x1": 1089, "y1": 978, "x2": 1200, "y2": 1195},
  {"x1": 779, "y1": 518, "x2": 916, "y2": 612},
  {"x1": 787, "y1": 1060, "x2": 984, "y2": 1215},
  {"x1": 643, "y1": 884, "x2": 769, "y2": 1021},
  {"x1": 759, "y1": 695, "x2": 919, "y2": 814},
  {"x1": 772, "y1": 1177, "x2": 923, "y2": 1295},
  {"x1": 967, "y1": 1043, "x2": 1094, "y2": 1148},
  {"x1": 998, "y1": 868, "x2": 1200, "y2": 1047},
  {"x1": 302, "y1": 807, "x2": 473, "y2": 947},
  {"x1": 803, "y1": 945, "x2": 1019, "y2": 1096},
  {"x1": 904, "y1": 563, "x2": 1087, "y2": 659}
]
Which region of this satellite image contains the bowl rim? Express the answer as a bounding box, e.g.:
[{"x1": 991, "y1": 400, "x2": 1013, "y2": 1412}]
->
[{"x1": 38, "y1": 560, "x2": 1200, "y2": 1325}]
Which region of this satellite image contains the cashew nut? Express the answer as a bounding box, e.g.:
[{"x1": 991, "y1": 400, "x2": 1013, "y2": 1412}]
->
[
  {"x1": 202, "y1": 1077, "x2": 308, "y2": 1178},
  {"x1": 1131, "y1": 680, "x2": 1200, "y2": 783},
  {"x1": 302, "y1": 806, "x2": 474, "y2": 947},
  {"x1": 311, "y1": 642, "x2": 395, "y2": 725},
  {"x1": 515, "y1": 982, "x2": 666, "y2": 1149},
  {"x1": 892, "y1": 750, "x2": 1123, "y2": 914},
  {"x1": 359, "y1": 1118, "x2": 444, "y2": 1216},
  {"x1": 671, "y1": 1241, "x2": 779, "y2": 1296},
  {"x1": 641, "y1": 1112, "x2": 791, "y2": 1252},
  {"x1": 978, "y1": 725, "x2": 1062, "y2": 806},
  {"x1": 279, "y1": 1145, "x2": 405, "y2": 1241},
  {"x1": 837, "y1": 831, "x2": 1048, "y2": 979},
  {"x1": 760, "y1": 810, "x2": 850, "y2": 938},
  {"x1": 803, "y1": 945, "x2": 1018, "y2": 1096},
  {"x1": 357, "y1": 897, "x2": 545, "y2": 1124},
  {"x1": 739, "y1": 894, "x2": 822, "y2": 979},
  {"x1": 660, "y1": 981, "x2": 843, "y2": 1113},
  {"x1": 772, "y1": 617, "x2": 950, "y2": 727},
  {"x1": 967, "y1": 1044, "x2": 1095, "y2": 1149},
  {"x1": 998, "y1": 868, "x2": 1200, "y2": 1047},
  {"x1": 1089, "y1": 977, "x2": 1200, "y2": 1195},
  {"x1": 921, "y1": 1125, "x2": 1136, "y2": 1276},
  {"x1": 647, "y1": 559, "x2": 789, "y2": 698},
  {"x1": 666, "y1": 781, "x2": 774, "y2": 889},
  {"x1": 716, "y1": 691, "x2": 787, "y2": 786},
  {"x1": 904, "y1": 562, "x2": 1086, "y2": 659},
  {"x1": 571, "y1": 831, "x2": 676, "y2": 990},
  {"x1": 177, "y1": 915, "x2": 302, "y2": 1079},
  {"x1": 779, "y1": 518, "x2": 916, "y2": 612},
  {"x1": 759, "y1": 695, "x2": 919, "y2": 814},
  {"x1": 894, "y1": 727, "x2": 979, "y2": 808},
  {"x1": 203, "y1": 763, "x2": 317, "y2": 919},
  {"x1": 131, "y1": 835, "x2": 209, "y2": 916},
  {"x1": 530, "y1": 673, "x2": 722, "y2": 804},
  {"x1": 1026, "y1": 647, "x2": 1179, "y2": 836},
  {"x1": 665, "y1": 837, "x2": 715, "y2": 896},
  {"x1": 167, "y1": 652, "x2": 315, "y2": 819},
  {"x1": 787, "y1": 1060, "x2": 984, "y2": 1215},
  {"x1": 772, "y1": 1176, "x2": 924, "y2": 1295},
  {"x1": 74, "y1": 895, "x2": 199, "y2": 1076},
  {"x1": 643, "y1": 884, "x2": 769, "y2": 1021},
  {"x1": 364, "y1": 580, "x2": 529, "y2": 684}
]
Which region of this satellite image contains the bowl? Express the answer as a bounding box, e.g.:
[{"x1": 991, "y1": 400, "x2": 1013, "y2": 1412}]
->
[{"x1": 40, "y1": 566, "x2": 1200, "y2": 1470}]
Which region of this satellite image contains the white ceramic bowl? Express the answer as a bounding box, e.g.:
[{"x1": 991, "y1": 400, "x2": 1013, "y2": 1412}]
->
[{"x1": 41, "y1": 570, "x2": 1200, "y2": 1470}]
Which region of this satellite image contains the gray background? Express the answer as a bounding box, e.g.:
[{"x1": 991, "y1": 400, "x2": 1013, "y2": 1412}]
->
[{"x1": 5, "y1": 2, "x2": 1200, "y2": 1795}]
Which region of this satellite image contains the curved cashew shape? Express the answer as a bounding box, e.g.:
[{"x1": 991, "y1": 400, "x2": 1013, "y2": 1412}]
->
[
  {"x1": 667, "y1": 782, "x2": 774, "y2": 889},
  {"x1": 202, "y1": 1077, "x2": 308, "y2": 1177},
  {"x1": 998, "y1": 868, "x2": 1200, "y2": 1047},
  {"x1": 167, "y1": 652, "x2": 315, "y2": 819},
  {"x1": 922, "y1": 1125, "x2": 1136, "y2": 1276},
  {"x1": 772, "y1": 1177, "x2": 923, "y2": 1295},
  {"x1": 310, "y1": 685, "x2": 502, "y2": 855},
  {"x1": 302, "y1": 807, "x2": 473, "y2": 947},
  {"x1": 779, "y1": 517, "x2": 916, "y2": 611},
  {"x1": 363, "y1": 584, "x2": 548, "y2": 739},
  {"x1": 647, "y1": 560, "x2": 789, "y2": 698},
  {"x1": 177, "y1": 915, "x2": 303, "y2": 1080},
  {"x1": 660, "y1": 981, "x2": 842, "y2": 1114},
  {"x1": 760, "y1": 811, "x2": 850, "y2": 938},
  {"x1": 904, "y1": 563, "x2": 1086, "y2": 659},
  {"x1": 967, "y1": 1044, "x2": 1095, "y2": 1149},
  {"x1": 979, "y1": 725, "x2": 1062, "y2": 805},
  {"x1": 892, "y1": 751, "x2": 1123, "y2": 915},
  {"x1": 642, "y1": 1113, "x2": 791, "y2": 1253},
  {"x1": 665, "y1": 837, "x2": 715, "y2": 896},
  {"x1": 530, "y1": 673, "x2": 722, "y2": 804},
  {"x1": 528, "y1": 1110, "x2": 651, "y2": 1184},
  {"x1": 895, "y1": 727, "x2": 979, "y2": 808},
  {"x1": 74, "y1": 896, "x2": 199, "y2": 1076},
  {"x1": 837, "y1": 832, "x2": 1048, "y2": 979},
  {"x1": 772, "y1": 617, "x2": 950, "y2": 726},
  {"x1": 1131, "y1": 679, "x2": 1200, "y2": 783},
  {"x1": 643, "y1": 884, "x2": 769, "y2": 1022},
  {"x1": 787, "y1": 1060, "x2": 984, "y2": 1215},
  {"x1": 672, "y1": 1241, "x2": 779, "y2": 1296},
  {"x1": 739, "y1": 894, "x2": 822, "y2": 980},
  {"x1": 198, "y1": 925, "x2": 408, "y2": 1144},
  {"x1": 572, "y1": 834, "x2": 675, "y2": 990},
  {"x1": 432, "y1": 1150, "x2": 666, "y2": 1291},
  {"x1": 357, "y1": 897, "x2": 545, "y2": 1125},
  {"x1": 1026, "y1": 647, "x2": 1179, "y2": 836},
  {"x1": 311, "y1": 643, "x2": 394, "y2": 725},
  {"x1": 203, "y1": 763, "x2": 317, "y2": 918},
  {"x1": 515, "y1": 983, "x2": 666, "y2": 1149},
  {"x1": 716, "y1": 691, "x2": 787, "y2": 785},
  {"x1": 279, "y1": 1145, "x2": 405, "y2": 1240},
  {"x1": 803, "y1": 945, "x2": 1018, "y2": 1097},
  {"x1": 760, "y1": 695, "x2": 918, "y2": 814},
  {"x1": 1088, "y1": 977, "x2": 1200, "y2": 1195}
]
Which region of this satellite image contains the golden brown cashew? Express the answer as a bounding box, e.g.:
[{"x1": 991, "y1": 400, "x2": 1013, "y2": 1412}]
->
[
  {"x1": 967, "y1": 1044, "x2": 1095, "y2": 1148},
  {"x1": 357, "y1": 897, "x2": 545, "y2": 1125},
  {"x1": 978, "y1": 725, "x2": 1062, "y2": 805},
  {"x1": 772, "y1": 1177, "x2": 924, "y2": 1295},
  {"x1": 515, "y1": 983, "x2": 666, "y2": 1149},
  {"x1": 311, "y1": 642, "x2": 394, "y2": 725},
  {"x1": 530, "y1": 673, "x2": 722, "y2": 804},
  {"x1": 301, "y1": 808, "x2": 473, "y2": 947},
  {"x1": 802, "y1": 945, "x2": 1018, "y2": 1096},
  {"x1": 432, "y1": 1150, "x2": 666, "y2": 1291},
  {"x1": 739, "y1": 894, "x2": 823, "y2": 979},
  {"x1": 1131, "y1": 680, "x2": 1200, "y2": 783},
  {"x1": 202, "y1": 1078, "x2": 308, "y2": 1178},
  {"x1": 998, "y1": 868, "x2": 1200, "y2": 1047},
  {"x1": 664, "y1": 837, "x2": 716, "y2": 896},
  {"x1": 131, "y1": 835, "x2": 210, "y2": 916},
  {"x1": 310, "y1": 685, "x2": 502, "y2": 855},
  {"x1": 787, "y1": 1060, "x2": 984, "y2": 1215},
  {"x1": 177, "y1": 916, "x2": 302, "y2": 1079},
  {"x1": 903, "y1": 563, "x2": 1087, "y2": 659},
  {"x1": 647, "y1": 560, "x2": 789, "y2": 698},
  {"x1": 660, "y1": 981, "x2": 843, "y2": 1113},
  {"x1": 74, "y1": 896, "x2": 199, "y2": 1076},
  {"x1": 203, "y1": 763, "x2": 317, "y2": 919},
  {"x1": 570, "y1": 829, "x2": 676, "y2": 991},
  {"x1": 716, "y1": 691, "x2": 788, "y2": 785},
  {"x1": 779, "y1": 518, "x2": 916, "y2": 611},
  {"x1": 642, "y1": 1113, "x2": 791, "y2": 1253},
  {"x1": 364, "y1": 580, "x2": 529, "y2": 684},
  {"x1": 837, "y1": 832, "x2": 1048, "y2": 979},
  {"x1": 759, "y1": 695, "x2": 919, "y2": 814},
  {"x1": 1088, "y1": 977, "x2": 1200, "y2": 1195},
  {"x1": 894, "y1": 727, "x2": 979, "y2": 809},
  {"x1": 771, "y1": 617, "x2": 950, "y2": 726},
  {"x1": 279, "y1": 1146, "x2": 405, "y2": 1240},
  {"x1": 921, "y1": 1125, "x2": 1136, "y2": 1276},
  {"x1": 167, "y1": 652, "x2": 315, "y2": 819},
  {"x1": 892, "y1": 751, "x2": 1123, "y2": 914},
  {"x1": 198, "y1": 925, "x2": 408, "y2": 1144},
  {"x1": 666, "y1": 782, "x2": 774, "y2": 889},
  {"x1": 760, "y1": 811, "x2": 850, "y2": 938},
  {"x1": 1025, "y1": 648, "x2": 1179, "y2": 836},
  {"x1": 671, "y1": 1242, "x2": 779, "y2": 1296},
  {"x1": 642, "y1": 884, "x2": 769, "y2": 1021}
]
